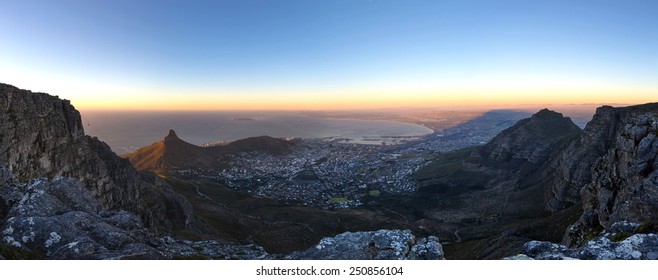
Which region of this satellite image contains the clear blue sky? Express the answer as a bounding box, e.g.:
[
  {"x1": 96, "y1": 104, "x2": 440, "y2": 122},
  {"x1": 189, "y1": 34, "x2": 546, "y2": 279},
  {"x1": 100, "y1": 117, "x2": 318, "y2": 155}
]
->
[{"x1": 1, "y1": 0, "x2": 656, "y2": 109}]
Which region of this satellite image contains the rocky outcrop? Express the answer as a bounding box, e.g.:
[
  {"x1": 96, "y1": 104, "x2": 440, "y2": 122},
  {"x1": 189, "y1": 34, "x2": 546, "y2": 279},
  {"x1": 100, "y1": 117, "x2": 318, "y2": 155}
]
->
[
  {"x1": 506, "y1": 221, "x2": 658, "y2": 260},
  {"x1": 2, "y1": 176, "x2": 154, "y2": 259},
  {"x1": 562, "y1": 103, "x2": 658, "y2": 245},
  {"x1": 0, "y1": 83, "x2": 191, "y2": 231},
  {"x1": 286, "y1": 229, "x2": 443, "y2": 260},
  {"x1": 0, "y1": 168, "x2": 268, "y2": 259}
]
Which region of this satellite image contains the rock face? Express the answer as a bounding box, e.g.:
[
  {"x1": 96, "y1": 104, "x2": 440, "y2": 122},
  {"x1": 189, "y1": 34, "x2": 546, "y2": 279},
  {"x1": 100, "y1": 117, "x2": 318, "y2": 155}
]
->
[
  {"x1": 503, "y1": 103, "x2": 658, "y2": 259},
  {"x1": 2, "y1": 176, "x2": 156, "y2": 259},
  {"x1": 0, "y1": 83, "x2": 191, "y2": 231},
  {"x1": 286, "y1": 229, "x2": 443, "y2": 260},
  {"x1": 547, "y1": 106, "x2": 629, "y2": 212},
  {"x1": 508, "y1": 221, "x2": 658, "y2": 260},
  {"x1": 562, "y1": 103, "x2": 658, "y2": 245}
]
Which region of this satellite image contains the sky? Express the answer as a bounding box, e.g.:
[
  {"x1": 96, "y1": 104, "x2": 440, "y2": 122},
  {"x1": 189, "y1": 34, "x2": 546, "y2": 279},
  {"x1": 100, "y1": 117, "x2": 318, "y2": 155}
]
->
[{"x1": 0, "y1": 0, "x2": 657, "y2": 110}]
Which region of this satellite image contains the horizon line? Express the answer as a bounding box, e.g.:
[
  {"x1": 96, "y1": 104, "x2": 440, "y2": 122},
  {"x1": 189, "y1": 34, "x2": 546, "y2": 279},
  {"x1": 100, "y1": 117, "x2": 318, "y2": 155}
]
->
[{"x1": 77, "y1": 102, "x2": 636, "y2": 112}]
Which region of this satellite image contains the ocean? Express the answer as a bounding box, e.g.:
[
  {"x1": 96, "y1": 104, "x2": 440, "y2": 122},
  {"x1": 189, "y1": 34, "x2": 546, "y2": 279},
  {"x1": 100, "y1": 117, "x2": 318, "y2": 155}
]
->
[{"x1": 80, "y1": 111, "x2": 433, "y2": 155}]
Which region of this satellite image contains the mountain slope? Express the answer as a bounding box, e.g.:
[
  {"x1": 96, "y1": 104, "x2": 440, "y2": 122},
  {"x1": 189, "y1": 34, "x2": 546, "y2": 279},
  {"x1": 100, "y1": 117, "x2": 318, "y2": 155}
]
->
[
  {"x1": 498, "y1": 103, "x2": 658, "y2": 259},
  {"x1": 414, "y1": 109, "x2": 581, "y2": 221},
  {"x1": 472, "y1": 109, "x2": 582, "y2": 168},
  {"x1": 406, "y1": 109, "x2": 584, "y2": 258},
  {"x1": 222, "y1": 135, "x2": 293, "y2": 155},
  {"x1": 123, "y1": 129, "x2": 223, "y2": 171},
  {"x1": 123, "y1": 131, "x2": 294, "y2": 172}
]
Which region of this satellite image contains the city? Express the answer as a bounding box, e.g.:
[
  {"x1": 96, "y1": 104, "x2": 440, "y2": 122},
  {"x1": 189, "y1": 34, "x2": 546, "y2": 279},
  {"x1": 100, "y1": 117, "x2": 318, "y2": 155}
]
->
[{"x1": 172, "y1": 113, "x2": 522, "y2": 208}]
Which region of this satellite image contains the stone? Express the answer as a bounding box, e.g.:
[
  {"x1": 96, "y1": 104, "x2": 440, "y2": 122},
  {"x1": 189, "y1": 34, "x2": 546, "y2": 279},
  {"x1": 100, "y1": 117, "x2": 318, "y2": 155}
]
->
[
  {"x1": 286, "y1": 229, "x2": 443, "y2": 260},
  {"x1": 609, "y1": 221, "x2": 641, "y2": 234},
  {"x1": 515, "y1": 232, "x2": 658, "y2": 260},
  {"x1": 0, "y1": 171, "x2": 269, "y2": 259},
  {"x1": 1, "y1": 176, "x2": 154, "y2": 259},
  {"x1": 503, "y1": 254, "x2": 534, "y2": 260},
  {"x1": 409, "y1": 236, "x2": 444, "y2": 260}
]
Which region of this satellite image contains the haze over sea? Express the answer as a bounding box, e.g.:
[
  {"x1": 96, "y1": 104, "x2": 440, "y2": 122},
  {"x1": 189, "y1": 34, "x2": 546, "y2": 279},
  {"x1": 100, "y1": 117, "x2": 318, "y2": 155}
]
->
[{"x1": 81, "y1": 111, "x2": 433, "y2": 154}]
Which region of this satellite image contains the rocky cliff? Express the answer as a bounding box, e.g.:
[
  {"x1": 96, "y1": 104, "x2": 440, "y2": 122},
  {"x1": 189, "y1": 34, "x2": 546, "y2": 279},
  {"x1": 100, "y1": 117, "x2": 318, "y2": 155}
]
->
[
  {"x1": 0, "y1": 83, "x2": 191, "y2": 231},
  {"x1": 502, "y1": 103, "x2": 658, "y2": 259},
  {"x1": 562, "y1": 103, "x2": 658, "y2": 245},
  {"x1": 546, "y1": 106, "x2": 627, "y2": 212}
]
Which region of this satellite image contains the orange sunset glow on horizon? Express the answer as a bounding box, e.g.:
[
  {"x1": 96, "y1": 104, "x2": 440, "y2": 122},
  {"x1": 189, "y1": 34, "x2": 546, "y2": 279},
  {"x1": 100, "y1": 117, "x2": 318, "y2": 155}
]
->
[{"x1": 1, "y1": 1, "x2": 656, "y2": 111}]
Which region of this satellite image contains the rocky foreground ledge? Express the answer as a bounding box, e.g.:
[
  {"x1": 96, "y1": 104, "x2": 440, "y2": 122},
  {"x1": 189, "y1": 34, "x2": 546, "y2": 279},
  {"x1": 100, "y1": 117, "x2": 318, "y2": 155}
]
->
[
  {"x1": 506, "y1": 221, "x2": 658, "y2": 260},
  {"x1": 0, "y1": 166, "x2": 269, "y2": 260},
  {"x1": 1, "y1": 165, "x2": 442, "y2": 260},
  {"x1": 286, "y1": 229, "x2": 444, "y2": 260}
]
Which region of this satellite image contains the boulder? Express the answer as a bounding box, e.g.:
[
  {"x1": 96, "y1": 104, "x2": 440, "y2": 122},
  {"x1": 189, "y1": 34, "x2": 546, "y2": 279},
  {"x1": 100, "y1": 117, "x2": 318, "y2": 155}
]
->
[{"x1": 286, "y1": 229, "x2": 443, "y2": 260}]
